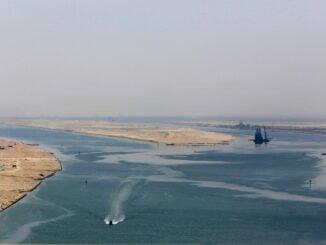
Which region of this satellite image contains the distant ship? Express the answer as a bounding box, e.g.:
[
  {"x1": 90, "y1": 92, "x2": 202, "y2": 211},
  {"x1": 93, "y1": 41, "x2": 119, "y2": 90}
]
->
[{"x1": 251, "y1": 127, "x2": 271, "y2": 144}]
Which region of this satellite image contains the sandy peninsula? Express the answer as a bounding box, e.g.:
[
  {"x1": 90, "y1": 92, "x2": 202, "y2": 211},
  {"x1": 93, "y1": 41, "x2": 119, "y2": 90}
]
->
[
  {"x1": 5, "y1": 120, "x2": 234, "y2": 146},
  {"x1": 0, "y1": 139, "x2": 61, "y2": 212}
]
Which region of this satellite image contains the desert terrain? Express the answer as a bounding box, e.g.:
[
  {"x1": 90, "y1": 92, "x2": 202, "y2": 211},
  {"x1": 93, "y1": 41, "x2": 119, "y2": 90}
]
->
[
  {"x1": 0, "y1": 139, "x2": 61, "y2": 211},
  {"x1": 4, "y1": 120, "x2": 234, "y2": 146}
]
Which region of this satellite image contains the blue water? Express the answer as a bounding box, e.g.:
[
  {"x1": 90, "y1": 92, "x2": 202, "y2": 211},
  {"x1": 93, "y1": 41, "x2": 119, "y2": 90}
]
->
[{"x1": 1, "y1": 125, "x2": 326, "y2": 244}]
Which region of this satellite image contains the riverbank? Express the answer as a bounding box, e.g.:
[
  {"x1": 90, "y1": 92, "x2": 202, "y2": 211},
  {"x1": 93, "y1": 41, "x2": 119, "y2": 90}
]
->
[
  {"x1": 3, "y1": 120, "x2": 234, "y2": 146},
  {"x1": 0, "y1": 139, "x2": 61, "y2": 212},
  {"x1": 180, "y1": 121, "x2": 326, "y2": 135}
]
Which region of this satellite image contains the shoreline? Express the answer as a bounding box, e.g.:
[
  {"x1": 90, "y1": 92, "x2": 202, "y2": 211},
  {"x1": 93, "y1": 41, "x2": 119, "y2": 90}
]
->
[
  {"x1": 180, "y1": 121, "x2": 326, "y2": 136},
  {"x1": 2, "y1": 120, "x2": 234, "y2": 146},
  {"x1": 0, "y1": 193, "x2": 26, "y2": 213},
  {"x1": 0, "y1": 139, "x2": 62, "y2": 212}
]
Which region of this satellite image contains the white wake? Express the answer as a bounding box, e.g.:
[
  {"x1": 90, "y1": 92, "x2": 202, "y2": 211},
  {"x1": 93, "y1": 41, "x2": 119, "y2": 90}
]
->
[{"x1": 104, "y1": 177, "x2": 140, "y2": 225}]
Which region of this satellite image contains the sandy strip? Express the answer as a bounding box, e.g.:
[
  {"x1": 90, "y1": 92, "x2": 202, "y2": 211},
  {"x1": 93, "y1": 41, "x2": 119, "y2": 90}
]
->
[
  {"x1": 4, "y1": 120, "x2": 234, "y2": 146},
  {"x1": 0, "y1": 139, "x2": 61, "y2": 212}
]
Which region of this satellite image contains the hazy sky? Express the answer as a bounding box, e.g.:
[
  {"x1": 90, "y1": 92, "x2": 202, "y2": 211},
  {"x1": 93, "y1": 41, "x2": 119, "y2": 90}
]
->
[{"x1": 0, "y1": 0, "x2": 325, "y2": 118}]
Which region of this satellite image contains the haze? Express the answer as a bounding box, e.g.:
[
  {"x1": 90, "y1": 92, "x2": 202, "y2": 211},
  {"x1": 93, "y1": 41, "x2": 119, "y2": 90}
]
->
[{"x1": 0, "y1": 0, "x2": 325, "y2": 118}]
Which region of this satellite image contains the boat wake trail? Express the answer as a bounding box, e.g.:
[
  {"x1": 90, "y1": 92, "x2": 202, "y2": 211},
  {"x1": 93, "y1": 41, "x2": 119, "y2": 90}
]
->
[{"x1": 104, "y1": 177, "x2": 140, "y2": 225}]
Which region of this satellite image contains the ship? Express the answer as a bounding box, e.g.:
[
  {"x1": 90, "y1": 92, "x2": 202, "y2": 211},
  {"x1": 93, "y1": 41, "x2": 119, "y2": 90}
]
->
[{"x1": 250, "y1": 127, "x2": 271, "y2": 144}]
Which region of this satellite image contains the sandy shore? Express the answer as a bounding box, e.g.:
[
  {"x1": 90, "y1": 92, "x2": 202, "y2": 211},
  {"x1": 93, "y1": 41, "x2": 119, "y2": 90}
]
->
[
  {"x1": 4, "y1": 120, "x2": 234, "y2": 146},
  {"x1": 0, "y1": 139, "x2": 61, "y2": 212}
]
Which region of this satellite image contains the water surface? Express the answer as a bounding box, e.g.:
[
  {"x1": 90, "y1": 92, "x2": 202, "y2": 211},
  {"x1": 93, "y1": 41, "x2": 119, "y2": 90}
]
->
[{"x1": 0, "y1": 125, "x2": 326, "y2": 244}]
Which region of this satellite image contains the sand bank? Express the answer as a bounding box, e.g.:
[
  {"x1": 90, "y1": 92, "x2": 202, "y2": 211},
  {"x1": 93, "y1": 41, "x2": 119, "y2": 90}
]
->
[
  {"x1": 0, "y1": 139, "x2": 61, "y2": 212},
  {"x1": 5, "y1": 120, "x2": 233, "y2": 145}
]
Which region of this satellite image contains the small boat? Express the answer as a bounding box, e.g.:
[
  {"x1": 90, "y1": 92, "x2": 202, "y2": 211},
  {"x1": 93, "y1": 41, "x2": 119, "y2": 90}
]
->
[{"x1": 322, "y1": 153, "x2": 326, "y2": 156}]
